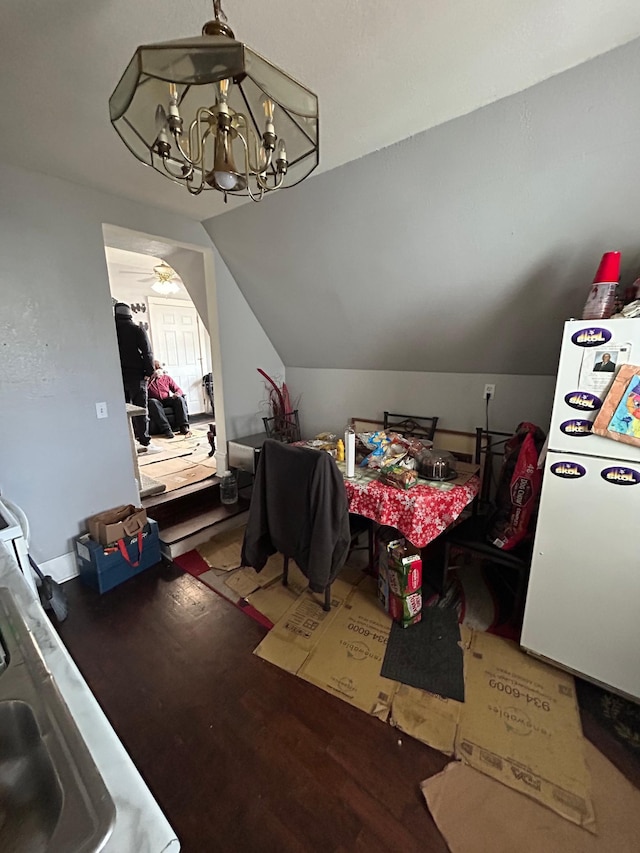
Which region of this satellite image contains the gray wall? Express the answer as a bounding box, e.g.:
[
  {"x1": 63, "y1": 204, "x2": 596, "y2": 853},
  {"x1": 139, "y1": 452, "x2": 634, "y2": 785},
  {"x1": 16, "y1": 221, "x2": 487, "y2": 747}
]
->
[
  {"x1": 204, "y1": 37, "x2": 640, "y2": 376},
  {"x1": 213, "y1": 250, "x2": 285, "y2": 440},
  {"x1": 287, "y1": 369, "x2": 555, "y2": 439},
  {"x1": 0, "y1": 161, "x2": 279, "y2": 565}
]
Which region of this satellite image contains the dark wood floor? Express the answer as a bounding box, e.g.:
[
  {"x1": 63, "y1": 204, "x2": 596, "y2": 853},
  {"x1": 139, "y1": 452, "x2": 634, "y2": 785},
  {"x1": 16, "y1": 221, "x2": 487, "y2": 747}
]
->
[
  {"x1": 55, "y1": 564, "x2": 640, "y2": 853},
  {"x1": 56, "y1": 564, "x2": 450, "y2": 852}
]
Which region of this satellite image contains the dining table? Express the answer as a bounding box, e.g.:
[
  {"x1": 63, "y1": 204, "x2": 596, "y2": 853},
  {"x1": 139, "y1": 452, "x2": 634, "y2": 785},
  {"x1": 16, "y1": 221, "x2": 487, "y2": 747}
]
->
[{"x1": 334, "y1": 459, "x2": 480, "y2": 550}]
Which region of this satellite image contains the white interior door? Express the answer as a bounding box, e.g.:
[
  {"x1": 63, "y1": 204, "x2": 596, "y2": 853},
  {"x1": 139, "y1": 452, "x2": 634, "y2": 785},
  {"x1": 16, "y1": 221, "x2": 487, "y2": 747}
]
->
[{"x1": 148, "y1": 297, "x2": 206, "y2": 414}]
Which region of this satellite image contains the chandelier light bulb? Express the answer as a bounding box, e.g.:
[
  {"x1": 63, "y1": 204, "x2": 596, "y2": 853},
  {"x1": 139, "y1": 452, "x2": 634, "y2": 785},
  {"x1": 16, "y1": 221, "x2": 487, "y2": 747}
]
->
[
  {"x1": 262, "y1": 97, "x2": 275, "y2": 124},
  {"x1": 217, "y1": 78, "x2": 231, "y2": 104}
]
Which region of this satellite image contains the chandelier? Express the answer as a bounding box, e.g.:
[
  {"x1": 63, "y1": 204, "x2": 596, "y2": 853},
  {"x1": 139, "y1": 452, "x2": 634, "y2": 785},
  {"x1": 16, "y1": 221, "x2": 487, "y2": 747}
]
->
[
  {"x1": 109, "y1": 1, "x2": 319, "y2": 202},
  {"x1": 151, "y1": 262, "x2": 180, "y2": 295}
]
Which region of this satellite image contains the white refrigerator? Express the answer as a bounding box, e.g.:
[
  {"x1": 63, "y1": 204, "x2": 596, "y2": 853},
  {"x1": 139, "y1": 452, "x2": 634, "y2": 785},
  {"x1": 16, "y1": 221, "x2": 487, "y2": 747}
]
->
[{"x1": 521, "y1": 318, "x2": 640, "y2": 701}]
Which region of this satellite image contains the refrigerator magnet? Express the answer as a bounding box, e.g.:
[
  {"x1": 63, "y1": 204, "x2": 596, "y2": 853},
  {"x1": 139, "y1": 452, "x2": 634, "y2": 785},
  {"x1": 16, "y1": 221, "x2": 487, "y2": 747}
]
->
[{"x1": 592, "y1": 364, "x2": 640, "y2": 448}]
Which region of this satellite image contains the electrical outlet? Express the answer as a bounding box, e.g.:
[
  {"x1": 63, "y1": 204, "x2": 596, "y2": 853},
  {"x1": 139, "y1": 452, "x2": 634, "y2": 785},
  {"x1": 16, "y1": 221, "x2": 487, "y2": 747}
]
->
[
  {"x1": 96, "y1": 402, "x2": 109, "y2": 419},
  {"x1": 483, "y1": 384, "x2": 496, "y2": 400}
]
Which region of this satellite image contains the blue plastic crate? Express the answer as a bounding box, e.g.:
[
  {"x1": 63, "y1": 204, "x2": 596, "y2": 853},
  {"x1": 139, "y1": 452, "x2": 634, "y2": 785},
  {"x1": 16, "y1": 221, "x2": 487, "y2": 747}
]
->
[{"x1": 75, "y1": 520, "x2": 161, "y2": 594}]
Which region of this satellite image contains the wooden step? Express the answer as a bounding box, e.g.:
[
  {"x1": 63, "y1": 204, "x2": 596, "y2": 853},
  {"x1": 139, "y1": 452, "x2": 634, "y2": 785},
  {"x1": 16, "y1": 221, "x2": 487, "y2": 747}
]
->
[
  {"x1": 144, "y1": 473, "x2": 253, "y2": 559},
  {"x1": 142, "y1": 475, "x2": 220, "y2": 512},
  {"x1": 159, "y1": 496, "x2": 250, "y2": 559}
]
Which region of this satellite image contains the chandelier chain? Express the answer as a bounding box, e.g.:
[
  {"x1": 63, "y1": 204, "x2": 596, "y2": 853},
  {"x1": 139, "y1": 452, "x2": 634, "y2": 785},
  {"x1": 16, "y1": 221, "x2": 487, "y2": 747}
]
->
[{"x1": 213, "y1": 0, "x2": 227, "y2": 22}]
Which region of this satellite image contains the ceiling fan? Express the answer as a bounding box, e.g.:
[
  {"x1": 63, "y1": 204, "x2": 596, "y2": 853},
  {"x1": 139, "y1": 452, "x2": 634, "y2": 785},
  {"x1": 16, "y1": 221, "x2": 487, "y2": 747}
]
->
[{"x1": 120, "y1": 261, "x2": 182, "y2": 295}]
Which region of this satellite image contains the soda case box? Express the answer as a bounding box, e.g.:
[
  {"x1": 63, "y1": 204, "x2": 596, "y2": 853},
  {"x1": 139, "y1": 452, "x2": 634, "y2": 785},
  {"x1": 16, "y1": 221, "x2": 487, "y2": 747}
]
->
[
  {"x1": 388, "y1": 589, "x2": 423, "y2": 627},
  {"x1": 378, "y1": 537, "x2": 424, "y2": 626}
]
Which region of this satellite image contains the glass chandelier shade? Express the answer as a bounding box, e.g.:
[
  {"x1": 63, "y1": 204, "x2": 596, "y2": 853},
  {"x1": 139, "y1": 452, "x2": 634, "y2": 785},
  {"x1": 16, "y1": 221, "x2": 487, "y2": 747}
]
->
[{"x1": 109, "y1": 7, "x2": 319, "y2": 202}]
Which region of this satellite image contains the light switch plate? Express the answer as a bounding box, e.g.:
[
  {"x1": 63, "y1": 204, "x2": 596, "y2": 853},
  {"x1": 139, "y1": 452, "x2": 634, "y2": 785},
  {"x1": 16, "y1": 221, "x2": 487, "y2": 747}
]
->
[{"x1": 96, "y1": 402, "x2": 108, "y2": 419}]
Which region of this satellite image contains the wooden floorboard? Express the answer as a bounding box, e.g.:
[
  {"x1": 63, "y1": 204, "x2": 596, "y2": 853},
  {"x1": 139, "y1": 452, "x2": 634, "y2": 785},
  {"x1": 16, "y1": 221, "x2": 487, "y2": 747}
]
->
[
  {"x1": 55, "y1": 564, "x2": 451, "y2": 852},
  {"x1": 54, "y1": 564, "x2": 640, "y2": 853}
]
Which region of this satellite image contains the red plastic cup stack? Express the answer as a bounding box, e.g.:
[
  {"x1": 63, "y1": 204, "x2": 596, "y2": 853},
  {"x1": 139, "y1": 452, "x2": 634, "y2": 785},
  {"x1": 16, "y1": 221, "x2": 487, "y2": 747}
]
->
[{"x1": 582, "y1": 251, "x2": 621, "y2": 320}]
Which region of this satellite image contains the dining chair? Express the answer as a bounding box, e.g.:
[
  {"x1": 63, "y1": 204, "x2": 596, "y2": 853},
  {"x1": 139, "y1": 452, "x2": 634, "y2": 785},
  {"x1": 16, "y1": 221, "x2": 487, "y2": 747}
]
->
[
  {"x1": 383, "y1": 411, "x2": 439, "y2": 442},
  {"x1": 262, "y1": 410, "x2": 301, "y2": 443},
  {"x1": 241, "y1": 439, "x2": 351, "y2": 611},
  {"x1": 433, "y1": 426, "x2": 533, "y2": 606}
]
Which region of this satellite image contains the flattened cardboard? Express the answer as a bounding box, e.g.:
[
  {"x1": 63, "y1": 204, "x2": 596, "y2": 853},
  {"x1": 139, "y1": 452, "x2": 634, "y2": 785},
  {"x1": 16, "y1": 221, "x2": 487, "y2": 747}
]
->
[
  {"x1": 392, "y1": 685, "x2": 462, "y2": 756},
  {"x1": 253, "y1": 579, "x2": 353, "y2": 673},
  {"x1": 224, "y1": 567, "x2": 261, "y2": 598},
  {"x1": 141, "y1": 457, "x2": 197, "y2": 477},
  {"x1": 458, "y1": 631, "x2": 594, "y2": 831},
  {"x1": 390, "y1": 624, "x2": 470, "y2": 754},
  {"x1": 298, "y1": 580, "x2": 399, "y2": 720},
  {"x1": 247, "y1": 562, "x2": 310, "y2": 623},
  {"x1": 159, "y1": 464, "x2": 215, "y2": 492},
  {"x1": 254, "y1": 554, "x2": 287, "y2": 587},
  {"x1": 254, "y1": 579, "x2": 399, "y2": 718},
  {"x1": 197, "y1": 526, "x2": 244, "y2": 571},
  {"x1": 391, "y1": 629, "x2": 594, "y2": 830},
  {"x1": 421, "y1": 741, "x2": 639, "y2": 853}
]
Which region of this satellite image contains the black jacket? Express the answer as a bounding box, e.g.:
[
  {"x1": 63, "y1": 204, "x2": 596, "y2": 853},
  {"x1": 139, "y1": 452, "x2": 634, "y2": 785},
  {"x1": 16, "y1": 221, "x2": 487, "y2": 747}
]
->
[
  {"x1": 115, "y1": 315, "x2": 154, "y2": 379},
  {"x1": 241, "y1": 440, "x2": 351, "y2": 593}
]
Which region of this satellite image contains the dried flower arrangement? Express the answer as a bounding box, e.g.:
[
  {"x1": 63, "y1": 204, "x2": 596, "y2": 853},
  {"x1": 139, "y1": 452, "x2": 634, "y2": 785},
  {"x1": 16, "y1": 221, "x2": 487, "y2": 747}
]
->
[{"x1": 258, "y1": 368, "x2": 300, "y2": 441}]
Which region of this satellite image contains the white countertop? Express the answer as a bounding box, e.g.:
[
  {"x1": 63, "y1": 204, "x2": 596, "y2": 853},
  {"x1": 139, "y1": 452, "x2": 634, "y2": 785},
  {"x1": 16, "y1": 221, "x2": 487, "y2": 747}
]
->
[{"x1": 0, "y1": 542, "x2": 180, "y2": 853}]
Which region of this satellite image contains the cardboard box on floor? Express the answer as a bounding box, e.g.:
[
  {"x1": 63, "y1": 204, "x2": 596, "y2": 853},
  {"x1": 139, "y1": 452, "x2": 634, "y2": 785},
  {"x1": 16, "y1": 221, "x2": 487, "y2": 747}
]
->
[{"x1": 391, "y1": 629, "x2": 595, "y2": 831}]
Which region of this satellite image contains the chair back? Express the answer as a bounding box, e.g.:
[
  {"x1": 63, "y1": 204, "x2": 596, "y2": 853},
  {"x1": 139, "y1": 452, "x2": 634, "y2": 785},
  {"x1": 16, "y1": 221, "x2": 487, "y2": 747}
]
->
[
  {"x1": 383, "y1": 411, "x2": 439, "y2": 441},
  {"x1": 473, "y1": 427, "x2": 513, "y2": 514},
  {"x1": 202, "y1": 373, "x2": 215, "y2": 414},
  {"x1": 262, "y1": 410, "x2": 301, "y2": 443},
  {"x1": 243, "y1": 439, "x2": 350, "y2": 590}
]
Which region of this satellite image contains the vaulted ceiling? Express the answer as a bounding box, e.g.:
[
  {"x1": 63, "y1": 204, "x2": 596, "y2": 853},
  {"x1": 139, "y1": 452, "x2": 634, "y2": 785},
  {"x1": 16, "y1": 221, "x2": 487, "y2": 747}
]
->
[{"x1": 3, "y1": 1, "x2": 640, "y2": 221}]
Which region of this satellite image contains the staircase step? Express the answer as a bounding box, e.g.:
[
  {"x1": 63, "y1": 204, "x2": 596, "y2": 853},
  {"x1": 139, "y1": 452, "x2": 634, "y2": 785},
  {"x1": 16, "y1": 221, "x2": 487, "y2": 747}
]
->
[
  {"x1": 142, "y1": 475, "x2": 220, "y2": 512},
  {"x1": 143, "y1": 472, "x2": 253, "y2": 559},
  {"x1": 159, "y1": 497, "x2": 250, "y2": 559}
]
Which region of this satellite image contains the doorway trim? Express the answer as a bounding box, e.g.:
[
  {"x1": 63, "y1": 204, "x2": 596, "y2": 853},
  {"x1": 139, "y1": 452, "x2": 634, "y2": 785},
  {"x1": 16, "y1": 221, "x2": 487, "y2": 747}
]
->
[{"x1": 103, "y1": 223, "x2": 228, "y2": 474}]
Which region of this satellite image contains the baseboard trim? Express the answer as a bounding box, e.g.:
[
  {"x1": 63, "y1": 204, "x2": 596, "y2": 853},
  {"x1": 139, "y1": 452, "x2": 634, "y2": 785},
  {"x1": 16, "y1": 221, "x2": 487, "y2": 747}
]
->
[{"x1": 40, "y1": 551, "x2": 78, "y2": 584}]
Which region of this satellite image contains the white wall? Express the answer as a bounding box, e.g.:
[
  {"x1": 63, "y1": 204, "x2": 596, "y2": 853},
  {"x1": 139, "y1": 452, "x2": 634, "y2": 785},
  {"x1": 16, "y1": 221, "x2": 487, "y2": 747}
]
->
[
  {"x1": 286, "y1": 368, "x2": 556, "y2": 439},
  {"x1": 213, "y1": 249, "x2": 285, "y2": 440},
  {"x1": 0, "y1": 161, "x2": 279, "y2": 568}
]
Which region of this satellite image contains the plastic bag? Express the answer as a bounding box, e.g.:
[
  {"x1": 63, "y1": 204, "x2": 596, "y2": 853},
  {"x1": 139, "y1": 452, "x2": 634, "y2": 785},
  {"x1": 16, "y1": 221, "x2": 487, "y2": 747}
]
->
[{"x1": 488, "y1": 422, "x2": 546, "y2": 551}]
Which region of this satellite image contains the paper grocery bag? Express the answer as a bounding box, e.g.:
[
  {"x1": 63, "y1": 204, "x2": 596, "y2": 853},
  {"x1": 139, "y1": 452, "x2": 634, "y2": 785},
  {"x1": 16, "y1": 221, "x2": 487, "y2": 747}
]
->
[{"x1": 87, "y1": 504, "x2": 147, "y2": 546}]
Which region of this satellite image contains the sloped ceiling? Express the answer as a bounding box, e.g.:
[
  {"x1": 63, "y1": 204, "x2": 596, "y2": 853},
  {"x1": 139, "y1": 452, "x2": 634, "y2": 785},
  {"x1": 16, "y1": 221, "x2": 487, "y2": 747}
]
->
[
  {"x1": 2, "y1": 2, "x2": 640, "y2": 220},
  {"x1": 205, "y1": 38, "x2": 640, "y2": 375}
]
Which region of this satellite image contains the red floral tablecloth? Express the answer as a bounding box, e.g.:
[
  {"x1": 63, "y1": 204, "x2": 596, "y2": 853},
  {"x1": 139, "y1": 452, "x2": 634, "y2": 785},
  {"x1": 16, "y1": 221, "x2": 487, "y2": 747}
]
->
[{"x1": 340, "y1": 464, "x2": 480, "y2": 548}]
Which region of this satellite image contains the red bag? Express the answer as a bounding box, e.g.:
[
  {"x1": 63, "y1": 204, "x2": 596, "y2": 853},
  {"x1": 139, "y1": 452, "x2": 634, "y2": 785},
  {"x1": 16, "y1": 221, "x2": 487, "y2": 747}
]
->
[{"x1": 488, "y1": 422, "x2": 545, "y2": 551}]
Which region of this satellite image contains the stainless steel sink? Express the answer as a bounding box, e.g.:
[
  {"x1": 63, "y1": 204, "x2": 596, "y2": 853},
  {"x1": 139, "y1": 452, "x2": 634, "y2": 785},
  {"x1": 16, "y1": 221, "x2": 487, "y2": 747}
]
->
[{"x1": 0, "y1": 588, "x2": 115, "y2": 852}]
